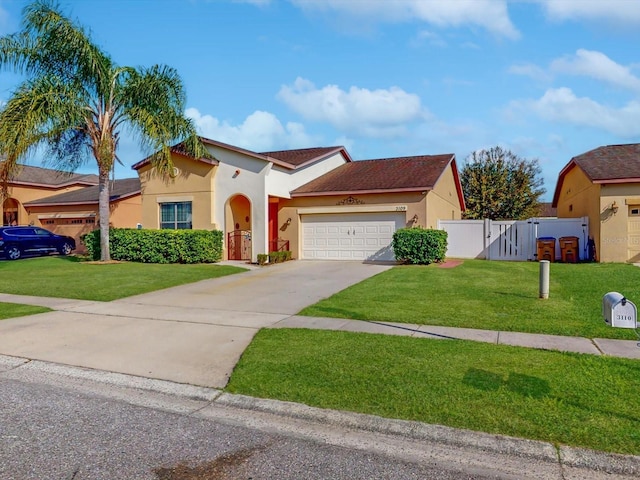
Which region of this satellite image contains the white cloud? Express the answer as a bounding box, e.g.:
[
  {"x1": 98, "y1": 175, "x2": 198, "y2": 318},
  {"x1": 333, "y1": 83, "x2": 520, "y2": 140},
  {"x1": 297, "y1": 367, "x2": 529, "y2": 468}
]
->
[
  {"x1": 550, "y1": 49, "x2": 640, "y2": 92},
  {"x1": 510, "y1": 87, "x2": 640, "y2": 137},
  {"x1": 534, "y1": 0, "x2": 640, "y2": 25},
  {"x1": 508, "y1": 62, "x2": 552, "y2": 82},
  {"x1": 289, "y1": 0, "x2": 519, "y2": 39},
  {"x1": 277, "y1": 77, "x2": 428, "y2": 138},
  {"x1": 185, "y1": 108, "x2": 318, "y2": 151}
]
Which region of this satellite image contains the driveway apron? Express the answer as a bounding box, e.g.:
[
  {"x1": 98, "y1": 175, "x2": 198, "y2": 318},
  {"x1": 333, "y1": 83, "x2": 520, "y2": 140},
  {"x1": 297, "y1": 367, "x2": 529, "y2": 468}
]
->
[{"x1": 0, "y1": 261, "x2": 390, "y2": 387}]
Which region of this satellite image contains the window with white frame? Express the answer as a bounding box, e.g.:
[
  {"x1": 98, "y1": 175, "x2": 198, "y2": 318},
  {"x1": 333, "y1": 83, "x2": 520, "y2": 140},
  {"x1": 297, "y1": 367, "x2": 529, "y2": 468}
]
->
[{"x1": 160, "y1": 202, "x2": 192, "y2": 229}]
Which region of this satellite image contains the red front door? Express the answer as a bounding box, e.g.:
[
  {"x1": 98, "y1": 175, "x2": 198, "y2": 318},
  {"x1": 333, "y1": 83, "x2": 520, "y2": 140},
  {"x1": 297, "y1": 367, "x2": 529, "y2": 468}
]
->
[{"x1": 268, "y1": 202, "x2": 278, "y2": 251}]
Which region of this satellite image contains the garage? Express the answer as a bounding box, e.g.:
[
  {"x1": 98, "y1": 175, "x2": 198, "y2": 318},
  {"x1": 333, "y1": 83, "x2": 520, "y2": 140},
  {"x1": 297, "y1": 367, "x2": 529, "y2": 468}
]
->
[{"x1": 301, "y1": 212, "x2": 405, "y2": 261}]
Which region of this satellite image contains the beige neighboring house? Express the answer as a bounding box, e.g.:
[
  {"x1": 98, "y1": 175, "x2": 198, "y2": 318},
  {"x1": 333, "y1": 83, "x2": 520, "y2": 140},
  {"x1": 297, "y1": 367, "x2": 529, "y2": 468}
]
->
[
  {"x1": 552, "y1": 143, "x2": 640, "y2": 263},
  {"x1": 0, "y1": 163, "x2": 141, "y2": 252},
  {"x1": 23, "y1": 178, "x2": 141, "y2": 251},
  {"x1": 1, "y1": 164, "x2": 99, "y2": 226},
  {"x1": 133, "y1": 137, "x2": 465, "y2": 262}
]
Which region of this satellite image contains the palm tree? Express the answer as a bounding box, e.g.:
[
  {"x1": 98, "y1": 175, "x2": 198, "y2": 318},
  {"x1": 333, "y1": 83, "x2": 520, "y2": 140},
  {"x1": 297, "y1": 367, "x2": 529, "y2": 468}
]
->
[{"x1": 0, "y1": 0, "x2": 210, "y2": 261}]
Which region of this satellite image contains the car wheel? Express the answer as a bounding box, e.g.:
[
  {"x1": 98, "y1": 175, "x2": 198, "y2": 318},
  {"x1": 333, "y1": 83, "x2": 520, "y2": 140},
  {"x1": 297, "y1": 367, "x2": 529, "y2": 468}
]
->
[
  {"x1": 6, "y1": 245, "x2": 21, "y2": 260},
  {"x1": 59, "y1": 242, "x2": 72, "y2": 256}
]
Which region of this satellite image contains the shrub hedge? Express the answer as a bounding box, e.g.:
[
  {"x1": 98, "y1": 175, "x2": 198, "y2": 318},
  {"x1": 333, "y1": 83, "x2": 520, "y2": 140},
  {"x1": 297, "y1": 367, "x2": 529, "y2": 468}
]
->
[
  {"x1": 268, "y1": 250, "x2": 292, "y2": 263},
  {"x1": 82, "y1": 228, "x2": 223, "y2": 264},
  {"x1": 392, "y1": 227, "x2": 447, "y2": 265}
]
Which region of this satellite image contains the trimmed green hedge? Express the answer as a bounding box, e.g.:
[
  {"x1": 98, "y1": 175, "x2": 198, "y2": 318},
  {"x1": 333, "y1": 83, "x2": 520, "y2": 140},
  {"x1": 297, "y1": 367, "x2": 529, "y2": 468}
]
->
[
  {"x1": 82, "y1": 228, "x2": 223, "y2": 264},
  {"x1": 268, "y1": 250, "x2": 292, "y2": 263},
  {"x1": 392, "y1": 227, "x2": 447, "y2": 265}
]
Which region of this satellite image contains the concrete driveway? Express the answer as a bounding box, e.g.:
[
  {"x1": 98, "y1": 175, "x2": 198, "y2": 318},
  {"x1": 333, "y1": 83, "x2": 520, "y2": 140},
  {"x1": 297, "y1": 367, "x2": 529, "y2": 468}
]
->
[{"x1": 0, "y1": 261, "x2": 390, "y2": 387}]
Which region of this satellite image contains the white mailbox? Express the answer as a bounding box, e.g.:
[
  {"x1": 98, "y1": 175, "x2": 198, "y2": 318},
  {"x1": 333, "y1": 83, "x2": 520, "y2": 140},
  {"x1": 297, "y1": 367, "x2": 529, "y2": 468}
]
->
[{"x1": 602, "y1": 292, "x2": 637, "y2": 329}]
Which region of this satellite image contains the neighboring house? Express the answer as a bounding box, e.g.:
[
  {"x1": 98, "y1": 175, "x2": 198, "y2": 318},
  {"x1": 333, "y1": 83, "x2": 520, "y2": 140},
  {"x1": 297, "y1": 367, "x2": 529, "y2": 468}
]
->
[
  {"x1": 133, "y1": 137, "x2": 465, "y2": 262},
  {"x1": 552, "y1": 143, "x2": 640, "y2": 263},
  {"x1": 0, "y1": 162, "x2": 141, "y2": 252},
  {"x1": 1, "y1": 163, "x2": 98, "y2": 226},
  {"x1": 538, "y1": 202, "x2": 557, "y2": 218},
  {"x1": 23, "y1": 178, "x2": 141, "y2": 252}
]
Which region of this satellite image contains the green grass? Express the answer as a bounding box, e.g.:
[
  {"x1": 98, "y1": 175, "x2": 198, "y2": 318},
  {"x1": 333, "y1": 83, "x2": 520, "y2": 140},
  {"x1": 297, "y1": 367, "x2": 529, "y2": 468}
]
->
[
  {"x1": 300, "y1": 260, "x2": 640, "y2": 339},
  {"x1": 0, "y1": 256, "x2": 246, "y2": 301},
  {"x1": 227, "y1": 328, "x2": 640, "y2": 455},
  {"x1": 0, "y1": 302, "x2": 50, "y2": 319}
]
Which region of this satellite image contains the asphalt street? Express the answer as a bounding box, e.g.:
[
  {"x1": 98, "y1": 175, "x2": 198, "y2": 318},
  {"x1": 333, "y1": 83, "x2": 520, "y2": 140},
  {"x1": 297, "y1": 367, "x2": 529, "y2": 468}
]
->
[
  {"x1": 2, "y1": 358, "x2": 638, "y2": 480},
  {"x1": 2, "y1": 364, "x2": 505, "y2": 480}
]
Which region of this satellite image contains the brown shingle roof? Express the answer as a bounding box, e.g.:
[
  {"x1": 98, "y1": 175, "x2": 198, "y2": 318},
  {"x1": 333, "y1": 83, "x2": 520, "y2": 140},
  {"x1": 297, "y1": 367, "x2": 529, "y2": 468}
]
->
[
  {"x1": 538, "y1": 202, "x2": 557, "y2": 217},
  {"x1": 6, "y1": 163, "x2": 99, "y2": 187},
  {"x1": 261, "y1": 146, "x2": 352, "y2": 168},
  {"x1": 24, "y1": 178, "x2": 140, "y2": 206},
  {"x1": 552, "y1": 143, "x2": 640, "y2": 207},
  {"x1": 291, "y1": 154, "x2": 455, "y2": 195},
  {"x1": 132, "y1": 137, "x2": 351, "y2": 171},
  {"x1": 573, "y1": 143, "x2": 640, "y2": 181}
]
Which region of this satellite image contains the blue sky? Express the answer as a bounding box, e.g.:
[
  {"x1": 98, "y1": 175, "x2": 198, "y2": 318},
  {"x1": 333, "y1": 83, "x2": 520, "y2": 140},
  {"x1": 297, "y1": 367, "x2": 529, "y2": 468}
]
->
[{"x1": 2, "y1": 0, "x2": 640, "y2": 200}]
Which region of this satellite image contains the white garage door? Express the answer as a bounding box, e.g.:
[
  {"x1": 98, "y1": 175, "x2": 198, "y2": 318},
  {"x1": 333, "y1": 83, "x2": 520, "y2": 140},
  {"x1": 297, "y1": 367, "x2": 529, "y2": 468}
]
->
[{"x1": 301, "y1": 212, "x2": 405, "y2": 261}]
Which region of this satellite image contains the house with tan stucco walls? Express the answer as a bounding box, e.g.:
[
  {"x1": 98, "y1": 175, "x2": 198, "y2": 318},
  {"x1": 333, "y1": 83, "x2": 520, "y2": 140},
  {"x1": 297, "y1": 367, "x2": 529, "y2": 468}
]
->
[
  {"x1": 0, "y1": 164, "x2": 141, "y2": 252},
  {"x1": 553, "y1": 143, "x2": 640, "y2": 263},
  {"x1": 133, "y1": 137, "x2": 465, "y2": 262}
]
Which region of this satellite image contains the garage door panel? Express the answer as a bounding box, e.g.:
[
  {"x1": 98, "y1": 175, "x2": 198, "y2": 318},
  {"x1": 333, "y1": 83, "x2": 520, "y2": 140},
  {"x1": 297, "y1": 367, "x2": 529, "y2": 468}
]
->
[{"x1": 301, "y1": 212, "x2": 404, "y2": 261}]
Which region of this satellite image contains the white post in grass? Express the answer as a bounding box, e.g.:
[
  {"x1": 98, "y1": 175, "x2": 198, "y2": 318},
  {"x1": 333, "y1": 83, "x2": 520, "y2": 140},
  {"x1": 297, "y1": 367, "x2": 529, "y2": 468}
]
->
[{"x1": 539, "y1": 260, "x2": 550, "y2": 299}]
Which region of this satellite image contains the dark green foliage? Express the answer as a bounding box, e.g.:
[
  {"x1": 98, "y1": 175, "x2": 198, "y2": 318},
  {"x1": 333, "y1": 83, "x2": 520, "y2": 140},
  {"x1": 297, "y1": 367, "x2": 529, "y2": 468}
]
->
[
  {"x1": 461, "y1": 146, "x2": 545, "y2": 220},
  {"x1": 257, "y1": 254, "x2": 269, "y2": 265},
  {"x1": 82, "y1": 228, "x2": 223, "y2": 264},
  {"x1": 268, "y1": 250, "x2": 293, "y2": 264},
  {"x1": 392, "y1": 228, "x2": 447, "y2": 264}
]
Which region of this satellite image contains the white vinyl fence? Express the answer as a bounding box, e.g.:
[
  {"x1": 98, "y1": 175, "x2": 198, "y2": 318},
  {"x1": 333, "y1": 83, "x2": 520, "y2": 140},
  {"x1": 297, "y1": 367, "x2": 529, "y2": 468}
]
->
[{"x1": 438, "y1": 217, "x2": 589, "y2": 261}]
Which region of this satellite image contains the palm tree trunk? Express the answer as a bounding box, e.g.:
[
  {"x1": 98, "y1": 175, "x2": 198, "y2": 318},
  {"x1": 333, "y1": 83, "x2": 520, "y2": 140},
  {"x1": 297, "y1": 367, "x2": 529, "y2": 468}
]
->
[{"x1": 98, "y1": 167, "x2": 111, "y2": 261}]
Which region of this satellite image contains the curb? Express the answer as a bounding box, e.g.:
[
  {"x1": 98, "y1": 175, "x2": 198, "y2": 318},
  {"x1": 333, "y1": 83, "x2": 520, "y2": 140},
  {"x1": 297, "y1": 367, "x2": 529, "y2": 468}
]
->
[
  {"x1": 215, "y1": 393, "x2": 640, "y2": 476},
  {"x1": 2, "y1": 354, "x2": 640, "y2": 477}
]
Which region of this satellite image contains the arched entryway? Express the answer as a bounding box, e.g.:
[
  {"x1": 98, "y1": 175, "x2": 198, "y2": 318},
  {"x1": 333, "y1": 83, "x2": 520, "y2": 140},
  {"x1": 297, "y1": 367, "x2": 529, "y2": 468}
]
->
[
  {"x1": 225, "y1": 194, "x2": 252, "y2": 260},
  {"x1": 2, "y1": 198, "x2": 20, "y2": 226}
]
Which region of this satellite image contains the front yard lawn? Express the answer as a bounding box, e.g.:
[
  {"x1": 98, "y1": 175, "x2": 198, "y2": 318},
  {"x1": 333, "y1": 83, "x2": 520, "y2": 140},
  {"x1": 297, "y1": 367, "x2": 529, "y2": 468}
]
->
[
  {"x1": 227, "y1": 328, "x2": 640, "y2": 455},
  {"x1": 0, "y1": 302, "x2": 50, "y2": 319},
  {"x1": 0, "y1": 256, "x2": 246, "y2": 301},
  {"x1": 299, "y1": 260, "x2": 640, "y2": 339}
]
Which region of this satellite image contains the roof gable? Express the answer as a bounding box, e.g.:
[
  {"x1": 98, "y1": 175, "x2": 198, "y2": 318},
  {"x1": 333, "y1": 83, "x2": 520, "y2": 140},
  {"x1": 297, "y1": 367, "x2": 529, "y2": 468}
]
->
[
  {"x1": 261, "y1": 146, "x2": 352, "y2": 169},
  {"x1": 552, "y1": 143, "x2": 640, "y2": 207},
  {"x1": 131, "y1": 137, "x2": 351, "y2": 171}
]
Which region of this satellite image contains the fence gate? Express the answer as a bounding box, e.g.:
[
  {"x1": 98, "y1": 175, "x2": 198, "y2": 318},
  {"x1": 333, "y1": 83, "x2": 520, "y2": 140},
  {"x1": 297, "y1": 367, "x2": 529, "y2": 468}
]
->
[
  {"x1": 227, "y1": 230, "x2": 251, "y2": 260},
  {"x1": 488, "y1": 221, "x2": 529, "y2": 261},
  {"x1": 438, "y1": 217, "x2": 589, "y2": 261}
]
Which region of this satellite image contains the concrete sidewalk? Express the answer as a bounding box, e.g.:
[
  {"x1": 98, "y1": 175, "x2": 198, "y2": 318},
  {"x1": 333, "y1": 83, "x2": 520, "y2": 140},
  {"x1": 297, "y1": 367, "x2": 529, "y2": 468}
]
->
[
  {"x1": 0, "y1": 261, "x2": 393, "y2": 387},
  {"x1": 270, "y1": 315, "x2": 640, "y2": 359},
  {"x1": 0, "y1": 257, "x2": 638, "y2": 391}
]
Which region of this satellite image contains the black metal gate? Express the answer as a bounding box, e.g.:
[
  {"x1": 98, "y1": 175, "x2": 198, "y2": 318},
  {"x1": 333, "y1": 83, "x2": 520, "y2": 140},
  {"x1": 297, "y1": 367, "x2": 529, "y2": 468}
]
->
[{"x1": 227, "y1": 230, "x2": 251, "y2": 260}]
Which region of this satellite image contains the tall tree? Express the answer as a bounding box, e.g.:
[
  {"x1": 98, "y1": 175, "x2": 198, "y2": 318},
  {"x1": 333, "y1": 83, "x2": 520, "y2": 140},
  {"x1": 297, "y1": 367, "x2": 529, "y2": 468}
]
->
[
  {"x1": 461, "y1": 146, "x2": 545, "y2": 220},
  {"x1": 0, "y1": 0, "x2": 210, "y2": 261}
]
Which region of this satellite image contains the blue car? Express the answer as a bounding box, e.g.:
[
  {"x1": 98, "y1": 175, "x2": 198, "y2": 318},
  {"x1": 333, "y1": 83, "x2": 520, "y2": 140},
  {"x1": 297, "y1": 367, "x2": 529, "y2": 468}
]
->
[{"x1": 0, "y1": 226, "x2": 76, "y2": 260}]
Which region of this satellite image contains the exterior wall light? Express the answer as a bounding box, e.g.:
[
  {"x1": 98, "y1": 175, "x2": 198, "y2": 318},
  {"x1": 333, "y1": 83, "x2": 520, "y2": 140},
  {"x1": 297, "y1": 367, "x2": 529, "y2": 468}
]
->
[
  {"x1": 286, "y1": 217, "x2": 292, "y2": 225},
  {"x1": 611, "y1": 201, "x2": 619, "y2": 214},
  {"x1": 412, "y1": 214, "x2": 419, "y2": 224}
]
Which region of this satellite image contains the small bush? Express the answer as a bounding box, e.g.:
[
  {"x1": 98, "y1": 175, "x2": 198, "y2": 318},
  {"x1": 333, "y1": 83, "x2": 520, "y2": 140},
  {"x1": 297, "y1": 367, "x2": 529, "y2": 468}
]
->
[
  {"x1": 392, "y1": 228, "x2": 447, "y2": 265},
  {"x1": 257, "y1": 253, "x2": 268, "y2": 265},
  {"x1": 81, "y1": 228, "x2": 223, "y2": 264},
  {"x1": 267, "y1": 251, "x2": 292, "y2": 264}
]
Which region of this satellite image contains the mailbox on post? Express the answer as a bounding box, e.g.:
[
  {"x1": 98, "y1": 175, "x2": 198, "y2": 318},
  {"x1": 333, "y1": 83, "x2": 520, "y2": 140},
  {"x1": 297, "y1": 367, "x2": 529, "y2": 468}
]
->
[{"x1": 602, "y1": 292, "x2": 637, "y2": 329}]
